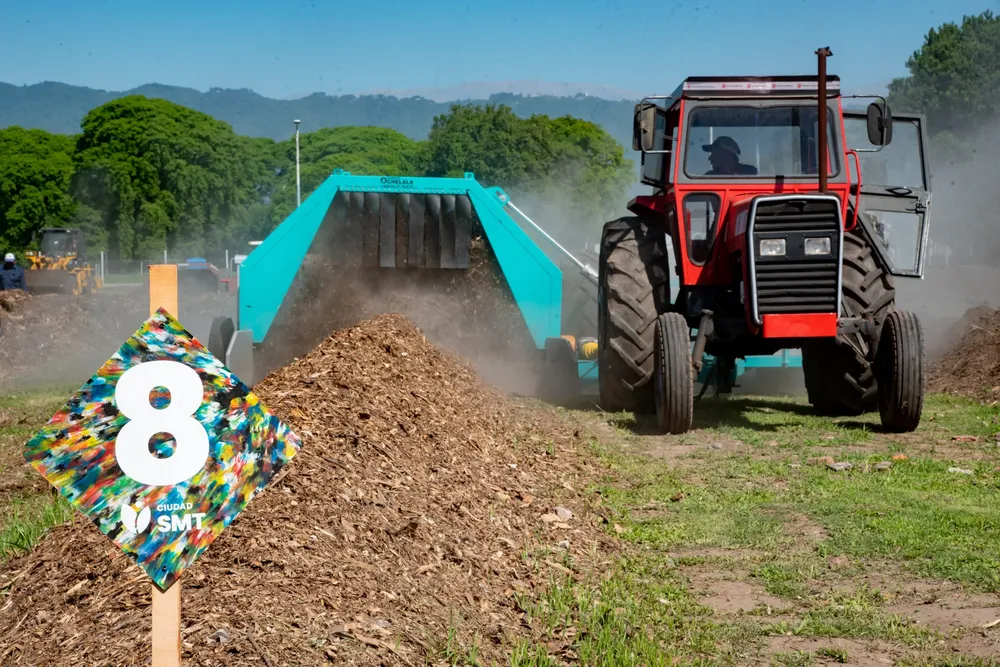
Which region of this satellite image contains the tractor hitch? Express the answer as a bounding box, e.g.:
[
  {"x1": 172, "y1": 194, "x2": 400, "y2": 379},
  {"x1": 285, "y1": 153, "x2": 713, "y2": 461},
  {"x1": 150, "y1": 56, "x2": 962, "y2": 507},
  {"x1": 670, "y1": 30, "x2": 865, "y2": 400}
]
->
[
  {"x1": 836, "y1": 316, "x2": 878, "y2": 341},
  {"x1": 691, "y1": 309, "x2": 715, "y2": 373}
]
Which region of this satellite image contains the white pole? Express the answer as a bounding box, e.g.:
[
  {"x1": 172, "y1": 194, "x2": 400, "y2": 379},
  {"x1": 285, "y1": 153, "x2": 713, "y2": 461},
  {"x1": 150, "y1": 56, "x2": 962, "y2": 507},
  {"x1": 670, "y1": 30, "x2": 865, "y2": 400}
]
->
[
  {"x1": 225, "y1": 249, "x2": 230, "y2": 277},
  {"x1": 294, "y1": 119, "x2": 302, "y2": 208},
  {"x1": 164, "y1": 249, "x2": 168, "y2": 264}
]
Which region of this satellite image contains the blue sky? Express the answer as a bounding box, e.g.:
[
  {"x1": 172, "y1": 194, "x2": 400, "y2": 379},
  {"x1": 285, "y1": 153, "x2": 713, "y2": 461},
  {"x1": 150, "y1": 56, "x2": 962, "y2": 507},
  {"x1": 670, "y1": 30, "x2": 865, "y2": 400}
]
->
[{"x1": 0, "y1": 0, "x2": 993, "y2": 100}]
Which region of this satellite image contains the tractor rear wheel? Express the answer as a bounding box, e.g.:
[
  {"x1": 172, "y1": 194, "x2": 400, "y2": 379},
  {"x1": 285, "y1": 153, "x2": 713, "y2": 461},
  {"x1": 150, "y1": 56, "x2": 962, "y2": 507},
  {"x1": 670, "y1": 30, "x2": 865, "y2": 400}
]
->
[
  {"x1": 875, "y1": 310, "x2": 925, "y2": 432},
  {"x1": 653, "y1": 312, "x2": 694, "y2": 434},
  {"x1": 801, "y1": 229, "x2": 895, "y2": 415},
  {"x1": 597, "y1": 216, "x2": 671, "y2": 413}
]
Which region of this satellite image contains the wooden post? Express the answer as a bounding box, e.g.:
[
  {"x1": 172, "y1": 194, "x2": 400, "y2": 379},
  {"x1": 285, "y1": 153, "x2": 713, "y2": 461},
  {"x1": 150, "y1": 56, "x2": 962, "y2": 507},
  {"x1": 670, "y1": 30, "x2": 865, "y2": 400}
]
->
[
  {"x1": 152, "y1": 585, "x2": 181, "y2": 666},
  {"x1": 148, "y1": 263, "x2": 181, "y2": 667},
  {"x1": 149, "y1": 264, "x2": 179, "y2": 318}
]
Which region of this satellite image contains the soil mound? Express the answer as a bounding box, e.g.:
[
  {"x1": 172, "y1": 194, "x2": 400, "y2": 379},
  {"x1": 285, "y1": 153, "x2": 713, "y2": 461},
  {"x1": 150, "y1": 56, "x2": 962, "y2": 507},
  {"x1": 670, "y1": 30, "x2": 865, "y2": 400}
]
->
[
  {"x1": 0, "y1": 291, "x2": 145, "y2": 388},
  {"x1": 928, "y1": 306, "x2": 1000, "y2": 396},
  {"x1": 0, "y1": 287, "x2": 235, "y2": 390},
  {"x1": 0, "y1": 313, "x2": 610, "y2": 665}
]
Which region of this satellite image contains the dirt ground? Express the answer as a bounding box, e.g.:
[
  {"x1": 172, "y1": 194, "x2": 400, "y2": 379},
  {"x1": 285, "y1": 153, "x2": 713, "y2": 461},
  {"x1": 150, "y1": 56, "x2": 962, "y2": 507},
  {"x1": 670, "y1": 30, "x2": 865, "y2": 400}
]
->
[
  {"x1": 0, "y1": 286, "x2": 235, "y2": 391},
  {"x1": 0, "y1": 313, "x2": 614, "y2": 666},
  {"x1": 928, "y1": 304, "x2": 1000, "y2": 397},
  {"x1": 2, "y1": 267, "x2": 1000, "y2": 664}
]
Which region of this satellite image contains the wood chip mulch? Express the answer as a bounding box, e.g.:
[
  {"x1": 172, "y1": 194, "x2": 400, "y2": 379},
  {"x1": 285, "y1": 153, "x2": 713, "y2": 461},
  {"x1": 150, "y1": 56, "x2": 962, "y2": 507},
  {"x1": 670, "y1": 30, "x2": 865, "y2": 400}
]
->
[
  {"x1": 928, "y1": 305, "x2": 1000, "y2": 397},
  {"x1": 0, "y1": 313, "x2": 617, "y2": 666}
]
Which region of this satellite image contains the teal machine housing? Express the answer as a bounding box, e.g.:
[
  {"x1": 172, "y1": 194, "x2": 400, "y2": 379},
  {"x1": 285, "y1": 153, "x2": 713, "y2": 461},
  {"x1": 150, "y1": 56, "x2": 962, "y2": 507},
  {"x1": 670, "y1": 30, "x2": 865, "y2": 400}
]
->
[{"x1": 222, "y1": 170, "x2": 802, "y2": 397}]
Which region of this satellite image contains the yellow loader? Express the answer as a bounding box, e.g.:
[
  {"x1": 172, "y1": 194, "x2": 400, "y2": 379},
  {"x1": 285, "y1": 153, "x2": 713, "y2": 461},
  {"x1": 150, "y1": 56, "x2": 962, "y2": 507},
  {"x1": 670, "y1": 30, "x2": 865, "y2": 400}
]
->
[{"x1": 24, "y1": 228, "x2": 102, "y2": 295}]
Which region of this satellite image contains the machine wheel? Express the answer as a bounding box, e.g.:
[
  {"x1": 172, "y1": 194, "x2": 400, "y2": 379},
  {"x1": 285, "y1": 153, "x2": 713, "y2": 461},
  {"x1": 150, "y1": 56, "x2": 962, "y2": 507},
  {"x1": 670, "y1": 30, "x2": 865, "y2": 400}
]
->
[
  {"x1": 653, "y1": 312, "x2": 694, "y2": 434},
  {"x1": 875, "y1": 310, "x2": 925, "y2": 432},
  {"x1": 537, "y1": 337, "x2": 581, "y2": 407},
  {"x1": 208, "y1": 316, "x2": 235, "y2": 363},
  {"x1": 597, "y1": 216, "x2": 671, "y2": 414},
  {"x1": 801, "y1": 229, "x2": 895, "y2": 416}
]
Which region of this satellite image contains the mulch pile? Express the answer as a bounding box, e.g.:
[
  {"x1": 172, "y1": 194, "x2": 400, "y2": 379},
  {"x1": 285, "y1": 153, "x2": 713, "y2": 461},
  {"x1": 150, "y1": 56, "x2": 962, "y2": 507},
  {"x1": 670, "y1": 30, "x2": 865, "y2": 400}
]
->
[
  {"x1": 0, "y1": 289, "x2": 31, "y2": 314},
  {"x1": 0, "y1": 313, "x2": 615, "y2": 665},
  {"x1": 928, "y1": 306, "x2": 1000, "y2": 397}
]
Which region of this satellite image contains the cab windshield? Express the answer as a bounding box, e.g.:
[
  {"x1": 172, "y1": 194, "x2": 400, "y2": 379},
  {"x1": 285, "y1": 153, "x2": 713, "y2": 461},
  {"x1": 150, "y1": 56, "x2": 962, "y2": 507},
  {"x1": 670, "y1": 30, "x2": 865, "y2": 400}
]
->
[
  {"x1": 683, "y1": 105, "x2": 841, "y2": 178},
  {"x1": 40, "y1": 232, "x2": 74, "y2": 257}
]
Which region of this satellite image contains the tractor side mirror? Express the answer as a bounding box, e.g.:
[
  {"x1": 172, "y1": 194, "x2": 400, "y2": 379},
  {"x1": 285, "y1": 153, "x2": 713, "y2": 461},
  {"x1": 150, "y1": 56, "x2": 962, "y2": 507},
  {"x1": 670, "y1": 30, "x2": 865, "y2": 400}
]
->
[
  {"x1": 866, "y1": 100, "x2": 893, "y2": 146},
  {"x1": 633, "y1": 102, "x2": 658, "y2": 152}
]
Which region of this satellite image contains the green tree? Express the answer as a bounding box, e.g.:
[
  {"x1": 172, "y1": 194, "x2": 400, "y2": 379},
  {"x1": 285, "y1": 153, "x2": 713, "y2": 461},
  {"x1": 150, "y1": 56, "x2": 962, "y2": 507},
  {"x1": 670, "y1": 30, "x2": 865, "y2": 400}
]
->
[
  {"x1": 268, "y1": 126, "x2": 421, "y2": 221},
  {"x1": 421, "y1": 104, "x2": 633, "y2": 240},
  {"x1": 421, "y1": 103, "x2": 554, "y2": 188},
  {"x1": 0, "y1": 127, "x2": 77, "y2": 257},
  {"x1": 72, "y1": 96, "x2": 274, "y2": 261},
  {"x1": 545, "y1": 115, "x2": 634, "y2": 222},
  {"x1": 888, "y1": 10, "x2": 1000, "y2": 160}
]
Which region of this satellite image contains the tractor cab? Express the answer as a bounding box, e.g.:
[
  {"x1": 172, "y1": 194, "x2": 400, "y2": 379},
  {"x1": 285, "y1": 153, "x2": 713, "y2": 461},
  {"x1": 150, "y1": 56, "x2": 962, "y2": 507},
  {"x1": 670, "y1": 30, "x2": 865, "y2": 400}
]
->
[{"x1": 597, "y1": 48, "x2": 932, "y2": 436}]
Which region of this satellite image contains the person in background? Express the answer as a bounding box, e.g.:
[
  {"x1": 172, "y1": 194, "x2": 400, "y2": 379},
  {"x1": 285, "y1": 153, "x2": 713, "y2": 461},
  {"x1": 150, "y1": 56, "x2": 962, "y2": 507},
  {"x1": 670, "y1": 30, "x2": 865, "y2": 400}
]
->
[{"x1": 0, "y1": 253, "x2": 27, "y2": 292}]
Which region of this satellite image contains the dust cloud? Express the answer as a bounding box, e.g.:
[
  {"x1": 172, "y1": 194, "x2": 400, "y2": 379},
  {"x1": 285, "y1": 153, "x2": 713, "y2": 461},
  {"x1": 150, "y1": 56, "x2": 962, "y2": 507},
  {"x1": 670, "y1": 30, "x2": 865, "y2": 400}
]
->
[
  {"x1": 252, "y1": 236, "x2": 544, "y2": 397},
  {"x1": 894, "y1": 124, "x2": 1000, "y2": 360}
]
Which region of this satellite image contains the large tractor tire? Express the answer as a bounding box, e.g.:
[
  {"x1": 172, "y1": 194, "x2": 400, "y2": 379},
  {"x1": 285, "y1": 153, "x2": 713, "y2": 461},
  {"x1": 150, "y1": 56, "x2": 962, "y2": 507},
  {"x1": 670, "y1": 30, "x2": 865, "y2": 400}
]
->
[
  {"x1": 653, "y1": 312, "x2": 694, "y2": 434},
  {"x1": 597, "y1": 216, "x2": 671, "y2": 413},
  {"x1": 875, "y1": 310, "x2": 925, "y2": 432},
  {"x1": 801, "y1": 229, "x2": 895, "y2": 416}
]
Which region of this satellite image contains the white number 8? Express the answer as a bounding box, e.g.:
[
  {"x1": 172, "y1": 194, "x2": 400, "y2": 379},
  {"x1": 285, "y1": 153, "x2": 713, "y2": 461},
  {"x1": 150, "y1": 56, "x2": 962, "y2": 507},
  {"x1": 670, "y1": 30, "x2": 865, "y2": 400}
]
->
[{"x1": 114, "y1": 360, "x2": 210, "y2": 487}]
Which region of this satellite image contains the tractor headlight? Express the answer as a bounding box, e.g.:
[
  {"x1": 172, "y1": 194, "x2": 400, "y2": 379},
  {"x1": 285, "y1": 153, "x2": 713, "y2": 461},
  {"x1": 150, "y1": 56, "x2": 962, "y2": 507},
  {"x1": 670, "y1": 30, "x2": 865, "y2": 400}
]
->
[
  {"x1": 759, "y1": 238, "x2": 786, "y2": 257},
  {"x1": 804, "y1": 237, "x2": 832, "y2": 255}
]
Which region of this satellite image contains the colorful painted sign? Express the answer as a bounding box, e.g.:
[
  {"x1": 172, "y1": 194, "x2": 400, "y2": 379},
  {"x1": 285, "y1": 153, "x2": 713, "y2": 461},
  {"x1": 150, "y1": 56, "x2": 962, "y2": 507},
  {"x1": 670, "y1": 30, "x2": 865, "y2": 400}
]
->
[{"x1": 24, "y1": 308, "x2": 301, "y2": 591}]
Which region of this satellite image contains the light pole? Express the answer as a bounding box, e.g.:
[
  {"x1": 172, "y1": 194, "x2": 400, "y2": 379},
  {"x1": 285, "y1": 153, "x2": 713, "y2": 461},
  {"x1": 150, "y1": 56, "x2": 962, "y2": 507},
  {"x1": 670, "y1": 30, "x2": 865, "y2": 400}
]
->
[{"x1": 293, "y1": 119, "x2": 301, "y2": 207}]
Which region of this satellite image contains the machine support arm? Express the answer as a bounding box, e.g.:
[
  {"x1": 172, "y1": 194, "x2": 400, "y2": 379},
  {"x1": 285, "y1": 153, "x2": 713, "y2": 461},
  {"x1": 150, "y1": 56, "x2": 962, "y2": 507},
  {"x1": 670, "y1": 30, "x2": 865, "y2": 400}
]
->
[{"x1": 506, "y1": 201, "x2": 599, "y2": 285}]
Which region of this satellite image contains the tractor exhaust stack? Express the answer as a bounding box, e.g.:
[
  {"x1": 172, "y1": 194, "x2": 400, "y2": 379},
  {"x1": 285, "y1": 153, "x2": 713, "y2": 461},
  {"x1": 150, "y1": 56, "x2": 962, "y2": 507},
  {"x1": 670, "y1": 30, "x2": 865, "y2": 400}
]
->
[{"x1": 816, "y1": 46, "x2": 832, "y2": 193}]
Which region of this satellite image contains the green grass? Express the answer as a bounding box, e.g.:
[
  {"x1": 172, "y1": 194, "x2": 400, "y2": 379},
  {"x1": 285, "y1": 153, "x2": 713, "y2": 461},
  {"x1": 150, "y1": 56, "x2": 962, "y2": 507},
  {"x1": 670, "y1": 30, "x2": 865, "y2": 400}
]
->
[
  {"x1": 101, "y1": 273, "x2": 144, "y2": 285},
  {"x1": 0, "y1": 493, "x2": 73, "y2": 559},
  {"x1": 510, "y1": 392, "x2": 1000, "y2": 664},
  {"x1": 0, "y1": 385, "x2": 76, "y2": 561},
  {"x1": 509, "y1": 555, "x2": 722, "y2": 666}
]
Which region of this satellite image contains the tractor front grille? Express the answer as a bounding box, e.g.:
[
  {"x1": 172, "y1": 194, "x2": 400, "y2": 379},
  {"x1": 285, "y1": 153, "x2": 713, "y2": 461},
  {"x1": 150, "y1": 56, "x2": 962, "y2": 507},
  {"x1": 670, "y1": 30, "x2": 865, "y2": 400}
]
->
[{"x1": 749, "y1": 196, "x2": 842, "y2": 324}]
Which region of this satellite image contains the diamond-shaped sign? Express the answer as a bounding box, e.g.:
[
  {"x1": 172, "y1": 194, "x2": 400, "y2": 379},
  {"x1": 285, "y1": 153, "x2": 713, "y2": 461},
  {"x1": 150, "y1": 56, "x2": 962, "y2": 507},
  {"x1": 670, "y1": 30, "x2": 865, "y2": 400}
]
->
[{"x1": 23, "y1": 308, "x2": 301, "y2": 591}]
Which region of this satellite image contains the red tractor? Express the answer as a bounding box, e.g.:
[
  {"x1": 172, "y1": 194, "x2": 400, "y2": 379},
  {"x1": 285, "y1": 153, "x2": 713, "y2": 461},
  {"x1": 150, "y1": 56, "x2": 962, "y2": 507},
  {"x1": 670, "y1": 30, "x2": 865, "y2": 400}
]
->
[{"x1": 597, "y1": 48, "x2": 932, "y2": 434}]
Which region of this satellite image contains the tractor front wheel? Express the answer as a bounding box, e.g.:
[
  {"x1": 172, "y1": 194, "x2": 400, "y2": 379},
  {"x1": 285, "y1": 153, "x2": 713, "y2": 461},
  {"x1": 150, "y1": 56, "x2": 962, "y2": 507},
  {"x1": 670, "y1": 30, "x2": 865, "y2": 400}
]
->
[
  {"x1": 875, "y1": 310, "x2": 925, "y2": 432},
  {"x1": 802, "y1": 229, "x2": 895, "y2": 415},
  {"x1": 597, "y1": 216, "x2": 671, "y2": 413},
  {"x1": 653, "y1": 312, "x2": 694, "y2": 434}
]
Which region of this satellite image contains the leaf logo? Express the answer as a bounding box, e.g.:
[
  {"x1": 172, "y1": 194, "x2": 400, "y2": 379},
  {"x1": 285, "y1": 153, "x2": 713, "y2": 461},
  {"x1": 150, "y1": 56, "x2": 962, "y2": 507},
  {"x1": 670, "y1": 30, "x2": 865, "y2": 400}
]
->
[{"x1": 120, "y1": 503, "x2": 151, "y2": 534}]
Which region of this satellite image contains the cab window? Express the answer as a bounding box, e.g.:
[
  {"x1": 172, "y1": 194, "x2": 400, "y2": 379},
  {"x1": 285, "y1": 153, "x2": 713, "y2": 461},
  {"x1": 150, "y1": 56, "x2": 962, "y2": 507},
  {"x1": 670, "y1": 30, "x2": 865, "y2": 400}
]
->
[
  {"x1": 683, "y1": 105, "x2": 841, "y2": 178},
  {"x1": 683, "y1": 193, "x2": 720, "y2": 265}
]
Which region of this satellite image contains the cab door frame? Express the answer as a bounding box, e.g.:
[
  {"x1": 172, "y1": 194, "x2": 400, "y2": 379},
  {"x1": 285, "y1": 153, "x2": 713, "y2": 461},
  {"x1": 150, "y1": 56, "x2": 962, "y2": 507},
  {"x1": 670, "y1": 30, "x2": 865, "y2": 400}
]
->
[{"x1": 843, "y1": 109, "x2": 933, "y2": 278}]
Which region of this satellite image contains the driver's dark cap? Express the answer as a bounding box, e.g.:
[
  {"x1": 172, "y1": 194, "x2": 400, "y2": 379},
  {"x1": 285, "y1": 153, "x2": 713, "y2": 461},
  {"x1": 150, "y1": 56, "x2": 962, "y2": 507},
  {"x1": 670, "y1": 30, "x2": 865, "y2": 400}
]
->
[{"x1": 703, "y1": 135, "x2": 741, "y2": 157}]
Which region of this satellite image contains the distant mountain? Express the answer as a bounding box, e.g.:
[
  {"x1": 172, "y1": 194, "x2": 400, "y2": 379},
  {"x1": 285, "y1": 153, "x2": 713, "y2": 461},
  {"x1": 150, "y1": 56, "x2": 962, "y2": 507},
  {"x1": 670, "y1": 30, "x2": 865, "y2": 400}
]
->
[
  {"x1": 0, "y1": 81, "x2": 640, "y2": 148},
  {"x1": 359, "y1": 80, "x2": 646, "y2": 102}
]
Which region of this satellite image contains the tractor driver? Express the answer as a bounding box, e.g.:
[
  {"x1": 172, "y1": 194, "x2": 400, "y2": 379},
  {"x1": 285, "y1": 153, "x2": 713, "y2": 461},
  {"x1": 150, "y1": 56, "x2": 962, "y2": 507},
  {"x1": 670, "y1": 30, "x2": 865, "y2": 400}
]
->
[
  {"x1": 703, "y1": 136, "x2": 758, "y2": 176},
  {"x1": 0, "y1": 253, "x2": 26, "y2": 292}
]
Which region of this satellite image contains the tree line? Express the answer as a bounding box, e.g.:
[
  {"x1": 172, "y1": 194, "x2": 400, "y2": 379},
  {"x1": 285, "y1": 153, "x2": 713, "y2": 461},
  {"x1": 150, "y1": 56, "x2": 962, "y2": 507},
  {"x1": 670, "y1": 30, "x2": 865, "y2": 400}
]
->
[
  {"x1": 0, "y1": 99, "x2": 633, "y2": 262},
  {"x1": 0, "y1": 9, "x2": 996, "y2": 262}
]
